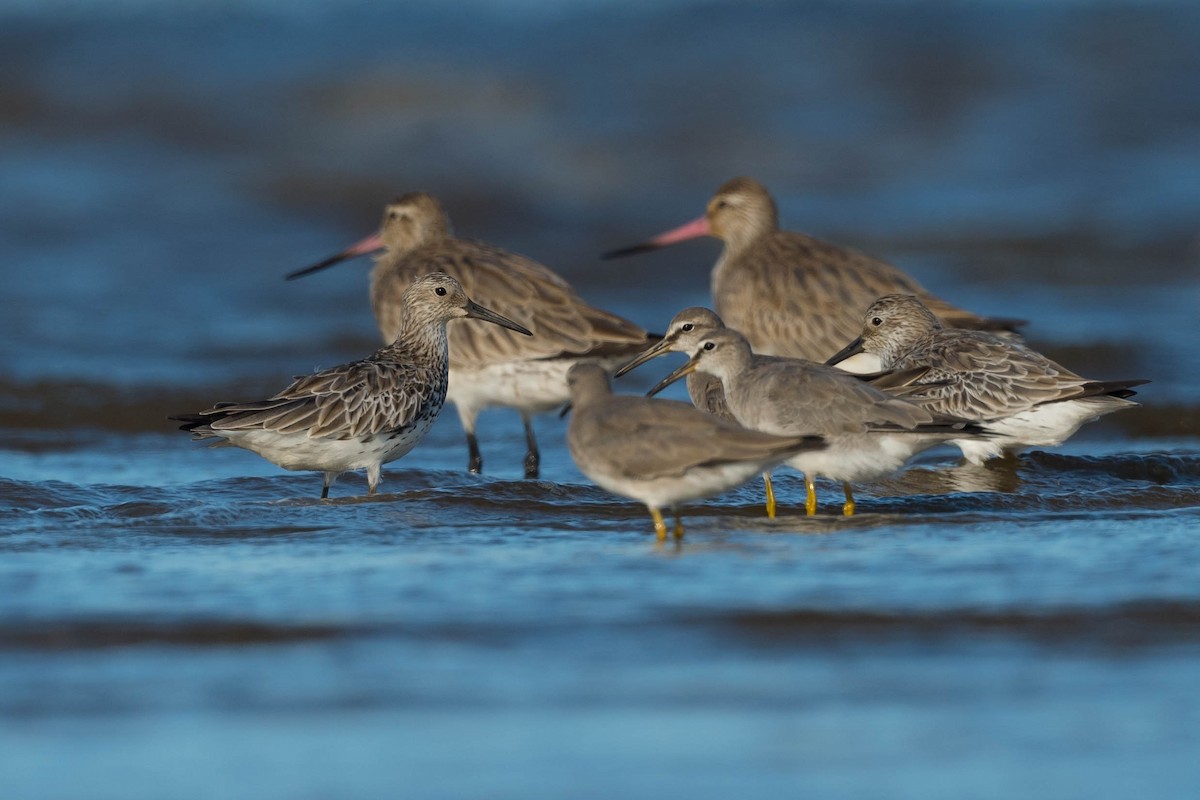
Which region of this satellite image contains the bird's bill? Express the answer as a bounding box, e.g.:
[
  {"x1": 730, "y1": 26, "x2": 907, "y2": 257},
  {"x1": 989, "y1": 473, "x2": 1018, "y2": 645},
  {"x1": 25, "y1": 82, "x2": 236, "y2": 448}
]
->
[
  {"x1": 465, "y1": 301, "x2": 533, "y2": 336},
  {"x1": 824, "y1": 336, "x2": 866, "y2": 367},
  {"x1": 558, "y1": 402, "x2": 573, "y2": 419},
  {"x1": 646, "y1": 355, "x2": 699, "y2": 398},
  {"x1": 612, "y1": 337, "x2": 677, "y2": 378},
  {"x1": 601, "y1": 215, "x2": 711, "y2": 259},
  {"x1": 285, "y1": 233, "x2": 386, "y2": 280}
]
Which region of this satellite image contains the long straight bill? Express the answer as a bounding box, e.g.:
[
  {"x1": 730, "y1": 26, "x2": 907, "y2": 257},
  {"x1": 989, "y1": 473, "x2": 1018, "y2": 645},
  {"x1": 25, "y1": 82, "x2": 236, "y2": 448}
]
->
[{"x1": 285, "y1": 233, "x2": 386, "y2": 280}]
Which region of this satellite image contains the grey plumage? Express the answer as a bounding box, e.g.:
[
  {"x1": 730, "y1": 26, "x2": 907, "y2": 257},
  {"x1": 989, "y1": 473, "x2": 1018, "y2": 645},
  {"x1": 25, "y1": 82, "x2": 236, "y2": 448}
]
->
[
  {"x1": 566, "y1": 364, "x2": 825, "y2": 537},
  {"x1": 646, "y1": 327, "x2": 985, "y2": 515}
]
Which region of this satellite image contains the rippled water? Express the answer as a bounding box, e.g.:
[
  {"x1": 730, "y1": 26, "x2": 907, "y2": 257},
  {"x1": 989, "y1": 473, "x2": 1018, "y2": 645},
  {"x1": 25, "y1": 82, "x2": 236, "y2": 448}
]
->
[{"x1": 2, "y1": 1, "x2": 1199, "y2": 797}]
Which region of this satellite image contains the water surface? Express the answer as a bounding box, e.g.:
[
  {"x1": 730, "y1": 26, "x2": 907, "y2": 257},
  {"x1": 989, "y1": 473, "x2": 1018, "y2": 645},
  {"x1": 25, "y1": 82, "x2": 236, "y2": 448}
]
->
[{"x1": 2, "y1": 1, "x2": 1198, "y2": 797}]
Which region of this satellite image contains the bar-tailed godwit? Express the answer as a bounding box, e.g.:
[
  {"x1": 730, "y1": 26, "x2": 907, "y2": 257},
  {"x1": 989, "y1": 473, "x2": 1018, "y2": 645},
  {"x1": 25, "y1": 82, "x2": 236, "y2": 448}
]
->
[
  {"x1": 289, "y1": 193, "x2": 657, "y2": 479},
  {"x1": 604, "y1": 177, "x2": 1022, "y2": 370}
]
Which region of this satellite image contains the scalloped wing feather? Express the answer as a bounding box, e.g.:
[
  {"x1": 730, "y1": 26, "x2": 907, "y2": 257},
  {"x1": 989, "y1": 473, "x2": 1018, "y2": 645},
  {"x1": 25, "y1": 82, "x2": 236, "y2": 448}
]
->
[{"x1": 373, "y1": 240, "x2": 650, "y2": 368}]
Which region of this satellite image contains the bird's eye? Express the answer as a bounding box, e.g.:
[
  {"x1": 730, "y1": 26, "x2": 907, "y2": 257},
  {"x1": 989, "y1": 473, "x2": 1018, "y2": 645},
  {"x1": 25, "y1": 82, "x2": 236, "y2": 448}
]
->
[
  {"x1": 681, "y1": 323, "x2": 694, "y2": 332},
  {"x1": 388, "y1": 211, "x2": 398, "y2": 220},
  {"x1": 703, "y1": 341, "x2": 715, "y2": 351},
  {"x1": 715, "y1": 200, "x2": 728, "y2": 209},
  {"x1": 435, "y1": 286, "x2": 447, "y2": 296},
  {"x1": 871, "y1": 317, "x2": 883, "y2": 327}
]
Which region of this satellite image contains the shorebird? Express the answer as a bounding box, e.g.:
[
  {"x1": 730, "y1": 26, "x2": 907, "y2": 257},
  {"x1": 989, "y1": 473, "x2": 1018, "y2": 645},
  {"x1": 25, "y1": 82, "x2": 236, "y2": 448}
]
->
[
  {"x1": 603, "y1": 177, "x2": 1022, "y2": 370},
  {"x1": 825, "y1": 294, "x2": 1147, "y2": 464},
  {"x1": 172, "y1": 273, "x2": 531, "y2": 498},
  {"x1": 648, "y1": 328, "x2": 985, "y2": 516},
  {"x1": 287, "y1": 192, "x2": 656, "y2": 479},
  {"x1": 613, "y1": 306, "x2": 932, "y2": 517},
  {"x1": 565, "y1": 364, "x2": 825, "y2": 539}
]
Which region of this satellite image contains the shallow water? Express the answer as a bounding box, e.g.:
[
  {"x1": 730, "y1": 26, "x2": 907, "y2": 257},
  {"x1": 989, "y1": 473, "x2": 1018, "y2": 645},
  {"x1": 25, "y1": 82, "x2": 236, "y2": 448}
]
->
[{"x1": 2, "y1": 0, "x2": 1200, "y2": 797}]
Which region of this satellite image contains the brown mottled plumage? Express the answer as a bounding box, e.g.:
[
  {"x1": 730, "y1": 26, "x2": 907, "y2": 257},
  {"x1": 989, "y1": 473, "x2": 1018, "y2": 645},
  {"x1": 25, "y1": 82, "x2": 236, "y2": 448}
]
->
[
  {"x1": 289, "y1": 193, "x2": 656, "y2": 478},
  {"x1": 605, "y1": 177, "x2": 1022, "y2": 366},
  {"x1": 173, "y1": 273, "x2": 531, "y2": 498}
]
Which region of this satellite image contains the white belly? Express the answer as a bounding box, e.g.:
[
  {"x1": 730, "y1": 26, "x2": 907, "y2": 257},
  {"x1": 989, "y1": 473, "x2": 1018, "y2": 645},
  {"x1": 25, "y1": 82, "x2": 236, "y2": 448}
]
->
[
  {"x1": 448, "y1": 354, "x2": 631, "y2": 418},
  {"x1": 581, "y1": 460, "x2": 770, "y2": 512},
  {"x1": 223, "y1": 415, "x2": 436, "y2": 473},
  {"x1": 954, "y1": 398, "x2": 1135, "y2": 465},
  {"x1": 786, "y1": 433, "x2": 930, "y2": 483}
]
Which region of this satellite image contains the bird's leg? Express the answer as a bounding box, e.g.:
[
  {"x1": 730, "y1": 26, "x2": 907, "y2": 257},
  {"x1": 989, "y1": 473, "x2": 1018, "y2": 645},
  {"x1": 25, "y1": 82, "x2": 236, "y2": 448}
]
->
[
  {"x1": 321, "y1": 472, "x2": 336, "y2": 500},
  {"x1": 842, "y1": 482, "x2": 855, "y2": 516},
  {"x1": 650, "y1": 508, "x2": 668, "y2": 541},
  {"x1": 367, "y1": 464, "x2": 381, "y2": 497},
  {"x1": 522, "y1": 414, "x2": 540, "y2": 479},
  {"x1": 804, "y1": 474, "x2": 818, "y2": 516},
  {"x1": 763, "y1": 471, "x2": 777, "y2": 519},
  {"x1": 455, "y1": 406, "x2": 484, "y2": 474},
  {"x1": 466, "y1": 432, "x2": 483, "y2": 474},
  {"x1": 672, "y1": 508, "x2": 684, "y2": 539}
]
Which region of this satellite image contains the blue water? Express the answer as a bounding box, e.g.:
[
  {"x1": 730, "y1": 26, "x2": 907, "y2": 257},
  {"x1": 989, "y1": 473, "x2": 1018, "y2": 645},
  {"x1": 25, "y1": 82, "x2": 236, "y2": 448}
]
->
[{"x1": 2, "y1": 1, "x2": 1199, "y2": 797}]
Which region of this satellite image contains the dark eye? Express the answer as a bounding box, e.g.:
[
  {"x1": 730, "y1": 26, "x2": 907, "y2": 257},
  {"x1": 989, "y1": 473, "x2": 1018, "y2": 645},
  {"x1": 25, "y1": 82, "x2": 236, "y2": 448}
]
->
[
  {"x1": 703, "y1": 341, "x2": 715, "y2": 351},
  {"x1": 681, "y1": 323, "x2": 694, "y2": 332},
  {"x1": 435, "y1": 286, "x2": 447, "y2": 296},
  {"x1": 388, "y1": 211, "x2": 398, "y2": 220},
  {"x1": 871, "y1": 317, "x2": 883, "y2": 327},
  {"x1": 715, "y1": 200, "x2": 728, "y2": 209}
]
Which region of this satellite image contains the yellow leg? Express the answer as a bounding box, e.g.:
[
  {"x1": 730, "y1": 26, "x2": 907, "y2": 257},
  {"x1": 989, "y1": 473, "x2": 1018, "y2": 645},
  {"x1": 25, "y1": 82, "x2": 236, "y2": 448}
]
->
[
  {"x1": 650, "y1": 508, "x2": 667, "y2": 541},
  {"x1": 842, "y1": 482, "x2": 855, "y2": 516},
  {"x1": 804, "y1": 474, "x2": 818, "y2": 516},
  {"x1": 672, "y1": 509, "x2": 684, "y2": 539},
  {"x1": 763, "y1": 472, "x2": 777, "y2": 519}
]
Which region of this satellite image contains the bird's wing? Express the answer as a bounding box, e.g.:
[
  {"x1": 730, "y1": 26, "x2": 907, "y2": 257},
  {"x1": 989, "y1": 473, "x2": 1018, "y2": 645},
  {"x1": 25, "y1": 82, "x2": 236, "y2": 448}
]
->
[
  {"x1": 574, "y1": 397, "x2": 818, "y2": 480},
  {"x1": 736, "y1": 361, "x2": 935, "y2": 434},
  {"x1": 202, "y1": 358, "x2": 436, "y2": 440},
  {"x1": 894, "y1": 332, "x2": 1095, "y2": 420},
  {"x1": 716, "y1": 232, "x2": 1018, "y2": 360},
  {"x1": 687, "y1": 371, "x2": 737, "y2": 422},
  {"x1": 379, "y1": 240, "x2": 650, "y2": 368}
]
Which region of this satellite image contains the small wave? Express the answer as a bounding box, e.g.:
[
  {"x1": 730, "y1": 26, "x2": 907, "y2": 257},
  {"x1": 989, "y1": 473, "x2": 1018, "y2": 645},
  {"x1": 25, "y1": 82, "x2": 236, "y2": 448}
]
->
[
  {"x1": 0, "y1": 618, "x2": 355, "y2": 650},
  {"x1": 0, "y1": 377, "x2": 282, "y2": 434},
  {"x1": 690, "y1": 601, "x2": 1200, "y2": 650}
]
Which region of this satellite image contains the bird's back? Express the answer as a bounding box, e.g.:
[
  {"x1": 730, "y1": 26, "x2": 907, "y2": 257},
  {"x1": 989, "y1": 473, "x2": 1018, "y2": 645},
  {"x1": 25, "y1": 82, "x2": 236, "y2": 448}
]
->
[
  {"x1": 713, "y1": 230, "x2": 1018, "y2": 362},
  {"x1": 373, "y1": 238, "x2": 651, "y2": 369},
  {"x1": 891, "y1": 328, "x2": 1141, "y2": 421},
  {"x1": 727, "y1": 358, "x2": 936, "y2": 436},
  {"x1": 570, "y1": 393, "x2": 819, "y2": 481}
]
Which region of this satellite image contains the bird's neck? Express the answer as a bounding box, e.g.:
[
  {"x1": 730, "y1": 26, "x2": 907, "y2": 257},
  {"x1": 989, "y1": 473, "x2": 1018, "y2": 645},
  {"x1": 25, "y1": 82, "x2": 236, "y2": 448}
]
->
[
  {"x1": 882, "y1": 332, "x2": 932, "y2": 370},
  {"x1": 383, "y1": 314, "x2": 449, "y2": 363}
]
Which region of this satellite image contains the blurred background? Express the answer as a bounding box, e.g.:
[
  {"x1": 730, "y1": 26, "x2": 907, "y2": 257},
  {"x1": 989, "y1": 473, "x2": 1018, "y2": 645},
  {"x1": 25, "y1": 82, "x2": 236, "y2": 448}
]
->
[
  {"x1": 2, "y1": 1, "x2": 1199, "y2": 798},
  {"x1": 2, "y1": 0, "x2": 1197, "y2": 415}
]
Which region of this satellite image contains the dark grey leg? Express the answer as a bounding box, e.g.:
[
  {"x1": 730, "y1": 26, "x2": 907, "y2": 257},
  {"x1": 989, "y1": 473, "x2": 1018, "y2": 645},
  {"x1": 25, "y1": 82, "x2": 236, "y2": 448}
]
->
[
  {"x1": 522, "y1": 415, "x2": 539, "y2": 479},
  {"x1": 467, "y1": 432, "x2": 483, "y2": 474}
]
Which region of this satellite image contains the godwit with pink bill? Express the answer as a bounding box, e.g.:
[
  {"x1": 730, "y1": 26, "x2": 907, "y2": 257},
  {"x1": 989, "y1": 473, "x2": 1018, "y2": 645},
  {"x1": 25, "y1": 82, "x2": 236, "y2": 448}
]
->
[
  {"x1": 604, "y1": 177, "x2": 1022, "y2": 371},
  {"x1": 288, "y1": 192, "x2": 657, "y2": 479}
]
